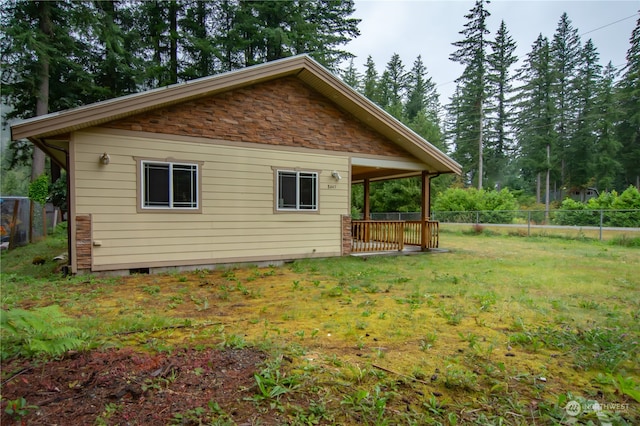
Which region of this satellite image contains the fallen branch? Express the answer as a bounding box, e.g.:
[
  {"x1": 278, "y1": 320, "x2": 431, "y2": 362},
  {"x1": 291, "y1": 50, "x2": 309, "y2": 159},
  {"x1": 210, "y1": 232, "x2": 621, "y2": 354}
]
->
[{"x1": 372, "y1": 363, "x2": 430, "y2": 386}]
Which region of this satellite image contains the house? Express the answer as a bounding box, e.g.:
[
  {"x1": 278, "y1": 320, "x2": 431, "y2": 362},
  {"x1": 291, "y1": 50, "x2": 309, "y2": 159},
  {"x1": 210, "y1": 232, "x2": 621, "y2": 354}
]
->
[{"x1": 11, "y1": 55, "x2": 461, "y2": 275}]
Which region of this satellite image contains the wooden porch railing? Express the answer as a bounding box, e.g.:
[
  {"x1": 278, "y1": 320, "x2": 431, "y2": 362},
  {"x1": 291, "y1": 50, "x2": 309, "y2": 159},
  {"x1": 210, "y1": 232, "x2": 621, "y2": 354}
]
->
[{"x1": 351, "y1": 219, "x2": 439, "y2": 253}]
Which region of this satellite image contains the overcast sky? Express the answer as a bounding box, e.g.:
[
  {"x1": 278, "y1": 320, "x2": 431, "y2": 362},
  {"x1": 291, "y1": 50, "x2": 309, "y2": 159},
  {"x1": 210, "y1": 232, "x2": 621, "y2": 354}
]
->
[{"x1": 347, "y1": 0, "x2": 640, "y2": 102}]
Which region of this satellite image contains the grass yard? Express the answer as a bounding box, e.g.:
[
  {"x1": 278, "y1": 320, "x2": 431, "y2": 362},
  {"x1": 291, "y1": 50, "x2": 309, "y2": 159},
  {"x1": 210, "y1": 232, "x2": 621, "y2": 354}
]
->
[{"x1": 1, "y1": 227, "x2": 639, "y2": 425}]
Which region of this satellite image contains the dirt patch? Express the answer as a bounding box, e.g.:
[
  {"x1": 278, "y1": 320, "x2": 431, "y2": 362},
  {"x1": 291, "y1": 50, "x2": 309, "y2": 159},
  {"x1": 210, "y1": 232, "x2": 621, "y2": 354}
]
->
[{"x1": 1, "y1": 347, "x2": 287, "y2": 425}]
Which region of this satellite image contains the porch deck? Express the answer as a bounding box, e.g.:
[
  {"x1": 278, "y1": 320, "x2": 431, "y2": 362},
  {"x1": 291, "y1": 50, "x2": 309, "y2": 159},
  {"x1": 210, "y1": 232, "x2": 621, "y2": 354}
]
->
[{"x1": 350, "y1": 219, "x2": 439, "y2": 254}]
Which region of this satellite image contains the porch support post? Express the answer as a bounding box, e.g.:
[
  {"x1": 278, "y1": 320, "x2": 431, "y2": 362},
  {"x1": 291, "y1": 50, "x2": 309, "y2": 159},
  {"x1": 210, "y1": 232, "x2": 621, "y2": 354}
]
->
[
  {"x1": 363, "y1": 178, "x2": 371, "y2": 243},
  {"x1": 363, "y1": 178, "x2": 371, "y2": 220},
  {"x1": 421, "y1": 171, "x2": 430, "y2": 250}
]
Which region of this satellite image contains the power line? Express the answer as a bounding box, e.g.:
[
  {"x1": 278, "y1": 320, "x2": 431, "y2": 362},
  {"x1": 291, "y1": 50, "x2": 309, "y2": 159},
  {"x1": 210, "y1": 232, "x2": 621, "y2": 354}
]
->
[
  {"x1": 436, "y1": 11, "x2": 639, "y2": 95},
  {"x1": 580, "y1": 12, "x2": 639, "y2": 37}
]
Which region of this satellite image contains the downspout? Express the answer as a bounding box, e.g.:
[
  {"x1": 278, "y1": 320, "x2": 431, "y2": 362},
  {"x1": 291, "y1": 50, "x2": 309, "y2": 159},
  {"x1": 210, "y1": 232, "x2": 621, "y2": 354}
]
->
[
  {"x1": 428, "y1": 173, "x2": 441, "y2": 217},
  {"x1": 39, "y1": 139, "x2": 72, "y2": 275}
]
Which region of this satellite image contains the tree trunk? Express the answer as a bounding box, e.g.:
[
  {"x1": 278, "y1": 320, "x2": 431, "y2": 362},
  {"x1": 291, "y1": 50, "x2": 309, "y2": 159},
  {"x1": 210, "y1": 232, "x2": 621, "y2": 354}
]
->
[
  {"x1": 478, "y1": 99, "x2": 483, "y2": 190},
  {"x1": 32, "y1": 0, "x2": 52, "y2": 181},
  {"x1": 545, "y1": 144, "x2": 550, "y2": 222},
  {"x1": 169, "y1": 0, "x2": 178, "y2": 84}
]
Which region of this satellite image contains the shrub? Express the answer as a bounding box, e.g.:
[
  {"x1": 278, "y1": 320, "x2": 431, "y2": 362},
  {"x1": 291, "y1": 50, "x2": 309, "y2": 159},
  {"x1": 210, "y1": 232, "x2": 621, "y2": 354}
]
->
[
  {"x1": 554, "y1": 186, "x2": 640, "y2": 227},
  {"x1": 433, "y1": 188, "x2": 518, "y2": 223}
]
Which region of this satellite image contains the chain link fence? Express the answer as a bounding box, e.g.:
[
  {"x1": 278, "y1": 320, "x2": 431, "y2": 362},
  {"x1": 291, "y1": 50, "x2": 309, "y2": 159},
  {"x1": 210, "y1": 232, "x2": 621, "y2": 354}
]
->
[{"x1": 368, "y1": 210, "x2": 640, "y2": 241}]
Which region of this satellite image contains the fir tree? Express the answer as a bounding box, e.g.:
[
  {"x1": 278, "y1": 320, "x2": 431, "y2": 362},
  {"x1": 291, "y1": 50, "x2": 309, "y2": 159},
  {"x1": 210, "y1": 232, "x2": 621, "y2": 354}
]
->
[
  {"x1": 514, "y1": 34, "x2": 556, "y2": 206},
  {"x1": 378, "y1": 53, "x2": 407, "y2": 118},
  {"x1": 550, "y1": 12, "x2": 582, "y2": 193},
  {"x1": 341, "y1": 58, "x2": 361, "y2": 91},
  {"x1": 361, "y1": 55, "x2": 380, "y2": 103},
  {"x1": 486, "y1": 20, "x2": 517, "y2": 189},
  {"x1": 448, "y1": 0, "x2": 491, "y2": 188},
  {"x1": 593, "y1": 62, "x2": 622, "y2": 191},
  {"x1": 569, "y1": 39, "x2": 602, "y2": 189},
  {"x1": 616, "y1": 12, "x2": 640, "y2": 189}
]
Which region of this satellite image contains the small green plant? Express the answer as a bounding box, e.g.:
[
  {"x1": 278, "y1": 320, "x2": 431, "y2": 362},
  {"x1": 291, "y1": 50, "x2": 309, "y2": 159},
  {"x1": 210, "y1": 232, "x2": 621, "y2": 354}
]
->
[
  {"x1": 4, "y1": 397, "x2": 38, "y2": 421},
  {"x1": 95, "y1": 402, "x2": 121, "y2": 425},
  {"x1": 218, "y1": 333, "x2": 247, "y2": 349},
  {"x1": 439, "y1": 305, "x2": 465, "y2": 325},
  {"x1": 340, "y1": 385, "x2": 389, "y2": 423},
  {"x1": 444, "y1": 364, "x2": 478, "y2": 391},
  {"x1": 142, "y1": 285, "x2": 161, "y2": 295},
  {"x1": 419, "y1": 332, "x2": 438, "y2": 351},
  {"x1": 612, "y1": 375, "x2": 640, "y2": 402},
  {"x1": 251, "y1": 360, "x2": 301, "y2": 404},
  {"x1": 171, "y1": 407, "x2": 206, "y2": 425}
]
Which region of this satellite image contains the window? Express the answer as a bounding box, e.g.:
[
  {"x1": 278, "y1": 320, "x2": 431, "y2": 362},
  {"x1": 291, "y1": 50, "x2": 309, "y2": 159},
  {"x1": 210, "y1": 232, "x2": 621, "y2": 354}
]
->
[
  {"x1": 276, "y1": 170, "x2": 318, "y2": 211},
  {"x1": 141, "y1": 161, "x2": 198, "y2": 209}
]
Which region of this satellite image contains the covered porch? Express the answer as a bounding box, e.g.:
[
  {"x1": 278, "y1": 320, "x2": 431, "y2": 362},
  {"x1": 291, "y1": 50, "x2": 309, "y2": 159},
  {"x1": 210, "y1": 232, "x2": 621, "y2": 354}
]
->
[{"x1": 348, "y1": 157, "x2": 441, "y2": 254}]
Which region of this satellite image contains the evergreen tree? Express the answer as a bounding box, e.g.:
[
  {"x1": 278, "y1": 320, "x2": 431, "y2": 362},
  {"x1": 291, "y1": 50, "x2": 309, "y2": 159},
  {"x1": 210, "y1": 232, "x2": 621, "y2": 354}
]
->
[
  {"x1": 378, "y1": 53, "x2": 407, "y2": 118},
  {"x1": 214, "y1": 0, "x2": 244, "y2": 72},
  {"x1": 135, "y1": 1, "x2": 179, "y2": 87},
  {"x1": 569, "y1": 39, "x2": 601, "y2": 189},
  {"x1": 593, "y1": 62, "x2": 622, "y2": 191},
  {"x1": 405, "y1": 55, "x2": 439, "y2": 122},
  {"x1": 1, "y1": 0, "x2": 97, "y2": 179},
  {"x1": 341, "y1": 58, "x2": 361, "y2": 90},
  {"x1": 514, "y1": 34, "x2": 556, "y2": 206},
  {"x1": 448, "y1": 0, "x2": 491, "y2": 188},
  {"x1": 486, "y1": 20, "x2": 517, "y2": 189},
  {"x1": 549, "y1": 12, "x2": 582, "y2": 193},
  {"x1": 404, "y1": 55, "x2": 443, "y2": 149},
  {"x1": 180, "y1": 0, "x2": 216, "y2": 79},
  {"x1": 233, "y1": 0, "x2": 359, "y2": 70},
  {"x1": 296, "y1": 0, "x2": 360, "y2": 70},
  {"x1": 91, "y1": 1, "x2": 143, "y2": 98},
  {"x1": 617, "y1": 12, "x2": 640, "y2": 189},
  {"x1": 361, "y1": 55, "x2": 380, "y2": 103}
]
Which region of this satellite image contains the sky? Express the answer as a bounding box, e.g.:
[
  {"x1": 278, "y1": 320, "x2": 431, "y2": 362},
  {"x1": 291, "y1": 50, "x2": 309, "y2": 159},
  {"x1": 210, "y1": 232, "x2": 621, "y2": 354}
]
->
[{"x1": 347, "y1": 0, "x2": 640, "y2": 102}]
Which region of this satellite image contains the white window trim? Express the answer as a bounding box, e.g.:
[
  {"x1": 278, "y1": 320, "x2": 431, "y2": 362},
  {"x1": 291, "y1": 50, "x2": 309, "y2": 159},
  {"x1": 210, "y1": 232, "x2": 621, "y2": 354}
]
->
[
  {"x1": 275, "y1": 169, "x2": 319, "y2": 212},
  {"x1": 140, "y1": 159, "x2": 200, "y2": 211}
]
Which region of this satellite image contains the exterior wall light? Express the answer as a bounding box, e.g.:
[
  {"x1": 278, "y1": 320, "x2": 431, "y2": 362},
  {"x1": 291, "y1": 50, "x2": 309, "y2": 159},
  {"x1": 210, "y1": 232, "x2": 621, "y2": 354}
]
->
[
  {"x1": 100, "y1": 153, "x2": 110, "y2": 165},
  {"x1": 331, "y1": 171, "x2": 342, "y2": 181}
]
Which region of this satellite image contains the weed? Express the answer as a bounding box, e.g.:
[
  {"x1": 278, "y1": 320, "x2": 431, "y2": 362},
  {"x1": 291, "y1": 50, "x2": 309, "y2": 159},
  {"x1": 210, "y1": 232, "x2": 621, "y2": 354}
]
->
[
  {"x1": 439, "y1": 305, "x2": 465, "y2": 325},
  {"x1": 218, "y1": 333, "x2": 247, "y2": 349},
  {"x1": 444, "y1": 364, "x2": 478, "y2": 391},
  {"x1": 251, "y1": 360, "x2": 301, "y2": 403},
  {"x1": 423, "y1": 395, "x2": 445, "y2": 416},
  {"x1": 95, "y1": 403, "x2": 121, "y2": 425},
  {"x1": 579, "y1": 300, "x2": 600, "y2": 310},
  {"x1": 612, "y1": 375, "x2": 640, "y2": 402},
  {"x1": 323, "y1": 286, "x2": 343, "y2": 297},
  {"x1": 419, "y1": 332, "x2": 438, "y2": 351},
  {"x1": 458, "y1": 331, "x2": 479, "y2": 349},
  {"x1": 142, "y1": 285, "x2": 160, "y2": 295},
  {"x1": 171, "y1": 407, "x2": 206, "y2": 425},
  {"x1": 340, "y1": 385, "x2": 390, "y2": 423},
  {"x1": 474, "y1": 290, "x2": 498, "y2": 311},
  {"x1": 3, "y1": 397, "x2": 38, "y2": 421}
]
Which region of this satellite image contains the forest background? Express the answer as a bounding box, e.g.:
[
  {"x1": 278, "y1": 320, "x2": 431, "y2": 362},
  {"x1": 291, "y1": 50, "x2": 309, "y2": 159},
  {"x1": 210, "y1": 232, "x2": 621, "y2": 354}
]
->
[{"x1": 1, "y1": 0, "x2": 639, "y2": 214}]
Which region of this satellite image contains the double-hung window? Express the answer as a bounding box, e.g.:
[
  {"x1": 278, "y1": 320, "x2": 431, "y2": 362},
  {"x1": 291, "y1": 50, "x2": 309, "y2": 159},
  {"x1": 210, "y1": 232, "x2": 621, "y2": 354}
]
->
[
  {"x1": 276, "y1": 170, "x2": 318, "y2": 211},
  {"x1": 141, "y1": 160, "x2": 199, "y2": 210}
]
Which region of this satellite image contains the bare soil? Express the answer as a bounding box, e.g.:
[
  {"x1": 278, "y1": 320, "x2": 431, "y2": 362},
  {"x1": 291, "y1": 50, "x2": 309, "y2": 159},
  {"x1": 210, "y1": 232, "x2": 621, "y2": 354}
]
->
[{"x1": 1, "y1": 347, "x2": 291, "y2": 425}]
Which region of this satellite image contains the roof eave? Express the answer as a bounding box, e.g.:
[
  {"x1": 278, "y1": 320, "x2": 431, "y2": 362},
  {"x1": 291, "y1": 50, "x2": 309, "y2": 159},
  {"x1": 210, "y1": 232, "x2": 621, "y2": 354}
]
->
[{"x1": 10, "y1": 55, "x2": 462, "y2": 175}]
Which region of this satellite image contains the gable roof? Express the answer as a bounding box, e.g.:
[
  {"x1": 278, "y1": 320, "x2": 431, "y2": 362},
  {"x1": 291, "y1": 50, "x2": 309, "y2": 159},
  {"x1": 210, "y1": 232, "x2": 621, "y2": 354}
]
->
[{"x1": 11, "y1": 55, "x2": 461, "y2": 175}]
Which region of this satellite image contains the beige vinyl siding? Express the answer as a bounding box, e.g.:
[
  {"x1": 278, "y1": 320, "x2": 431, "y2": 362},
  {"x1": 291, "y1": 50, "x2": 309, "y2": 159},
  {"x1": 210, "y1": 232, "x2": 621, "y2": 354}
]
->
[{"x1": 73, "y1": 129, "x2": 349, "y2": 270}]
